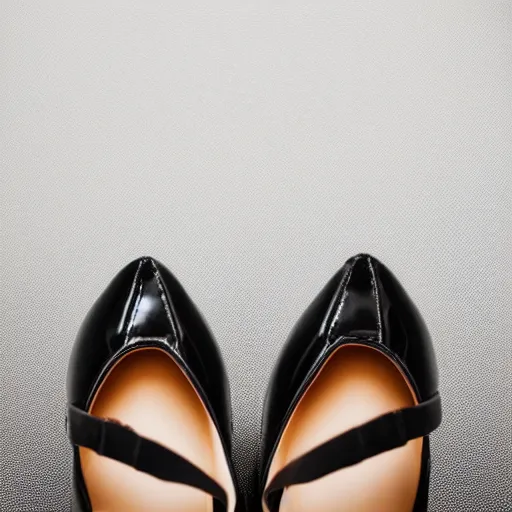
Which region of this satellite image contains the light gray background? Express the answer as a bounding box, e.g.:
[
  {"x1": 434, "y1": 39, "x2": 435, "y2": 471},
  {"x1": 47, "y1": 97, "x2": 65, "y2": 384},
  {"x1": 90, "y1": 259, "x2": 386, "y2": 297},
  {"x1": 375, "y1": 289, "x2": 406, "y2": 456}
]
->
[{"x1": 1, "y1": 1, "x2": 511, "y2": 511}]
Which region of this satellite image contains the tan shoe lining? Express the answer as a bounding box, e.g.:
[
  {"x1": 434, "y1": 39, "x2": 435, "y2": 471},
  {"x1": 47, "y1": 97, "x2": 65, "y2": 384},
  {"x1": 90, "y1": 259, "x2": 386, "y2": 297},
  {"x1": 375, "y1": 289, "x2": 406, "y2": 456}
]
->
[
  {"x1": 264, "y1": 344, "x2": 423, "y2": 512},
  {"x1": 80, "y1": 347, "x2": 235, "y2": 512}
]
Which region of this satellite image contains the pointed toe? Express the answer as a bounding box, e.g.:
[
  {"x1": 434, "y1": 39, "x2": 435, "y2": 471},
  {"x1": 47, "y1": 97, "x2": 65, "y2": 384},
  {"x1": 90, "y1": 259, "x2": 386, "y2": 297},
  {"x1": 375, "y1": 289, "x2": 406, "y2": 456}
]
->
[{"x1": 323, "y1": 253, "x2": 380, "y2": 343}]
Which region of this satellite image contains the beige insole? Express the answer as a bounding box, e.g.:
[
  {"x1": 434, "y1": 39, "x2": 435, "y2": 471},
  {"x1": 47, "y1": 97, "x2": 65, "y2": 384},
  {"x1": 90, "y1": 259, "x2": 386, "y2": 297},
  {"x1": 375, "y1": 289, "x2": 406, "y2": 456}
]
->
[
  {"x1": 80, "y1": 348, "x2": 235, "y2": 512},
  {"x1": 265, "y1": 345, "x2": 423, "y2": 512}
]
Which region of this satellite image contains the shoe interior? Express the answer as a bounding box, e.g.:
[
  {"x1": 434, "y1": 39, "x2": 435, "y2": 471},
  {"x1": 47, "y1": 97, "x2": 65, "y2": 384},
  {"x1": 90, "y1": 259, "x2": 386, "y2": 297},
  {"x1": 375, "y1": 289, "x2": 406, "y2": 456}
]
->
[
  {"x1": 265, "y1": 344, "x2": 423, "y2": 512},
  {"x1": 80, "y1": 348, "x2": 235, "y2": 512}
]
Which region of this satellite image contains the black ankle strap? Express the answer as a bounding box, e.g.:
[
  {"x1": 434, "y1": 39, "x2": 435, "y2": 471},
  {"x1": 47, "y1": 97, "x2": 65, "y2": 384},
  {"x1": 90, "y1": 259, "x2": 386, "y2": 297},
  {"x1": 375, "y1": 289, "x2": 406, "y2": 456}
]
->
[
  {"x1": 67, "y1": 404, "x2": 227, "y2": 507},
  {"x1": 264, "y1": 393, "x2": 441, "y2": 509}
]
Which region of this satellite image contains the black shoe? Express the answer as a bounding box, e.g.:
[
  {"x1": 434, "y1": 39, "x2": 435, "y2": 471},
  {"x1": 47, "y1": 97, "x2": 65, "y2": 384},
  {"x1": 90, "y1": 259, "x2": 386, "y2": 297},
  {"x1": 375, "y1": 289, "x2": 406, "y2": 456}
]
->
[
  {"x1": 258, "y1": 254, "x2": 442, "y2": 512},
  {"x1": 67, "y1": 257, "x2": 238, "y2": 511}
]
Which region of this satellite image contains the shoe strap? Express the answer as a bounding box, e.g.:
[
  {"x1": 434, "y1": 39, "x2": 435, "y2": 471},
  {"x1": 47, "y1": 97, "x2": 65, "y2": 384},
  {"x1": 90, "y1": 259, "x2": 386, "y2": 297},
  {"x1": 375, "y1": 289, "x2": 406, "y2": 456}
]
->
[
  {"x1": 264, "y1": 393, "x2": 441, "y2": 509},
  {"x1": 67, "y1": 404, "x2": 227, "y2": 507}
]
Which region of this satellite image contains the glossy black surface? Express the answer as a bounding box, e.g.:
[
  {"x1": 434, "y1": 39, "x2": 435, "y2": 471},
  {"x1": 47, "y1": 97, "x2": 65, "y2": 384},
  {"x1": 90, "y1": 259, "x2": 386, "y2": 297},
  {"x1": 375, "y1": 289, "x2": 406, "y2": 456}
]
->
[
  {"x1": 67, "y1": 257, "x2": 236, "y2": 511},
  {"x1": 258, "y1": 254, "x2": 439, "y2": 510}
]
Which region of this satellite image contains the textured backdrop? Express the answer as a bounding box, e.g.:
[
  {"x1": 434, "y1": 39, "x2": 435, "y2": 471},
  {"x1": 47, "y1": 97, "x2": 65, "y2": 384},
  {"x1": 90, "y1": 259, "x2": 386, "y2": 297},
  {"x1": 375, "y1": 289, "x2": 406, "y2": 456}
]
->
[{"x1": 1, "y1": 1, "x2": 511, "y2": 511}]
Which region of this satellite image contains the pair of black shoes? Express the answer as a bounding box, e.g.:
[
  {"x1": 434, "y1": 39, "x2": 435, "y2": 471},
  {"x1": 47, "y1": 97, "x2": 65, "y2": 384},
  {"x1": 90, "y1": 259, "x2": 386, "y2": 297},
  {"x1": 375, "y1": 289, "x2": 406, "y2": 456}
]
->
[{"x1": 67, "y1": 254, "x2": 441, "y2": 512}]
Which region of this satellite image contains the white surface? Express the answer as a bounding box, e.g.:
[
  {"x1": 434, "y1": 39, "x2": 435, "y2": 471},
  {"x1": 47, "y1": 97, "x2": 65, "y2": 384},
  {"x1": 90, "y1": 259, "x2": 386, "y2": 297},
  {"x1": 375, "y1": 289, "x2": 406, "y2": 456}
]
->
[{"x1": 1, "y1": 1, "x2": 511, "y2": 510}]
